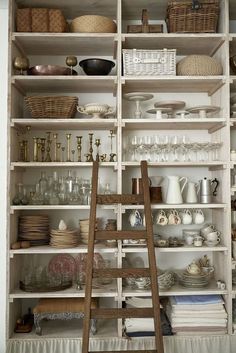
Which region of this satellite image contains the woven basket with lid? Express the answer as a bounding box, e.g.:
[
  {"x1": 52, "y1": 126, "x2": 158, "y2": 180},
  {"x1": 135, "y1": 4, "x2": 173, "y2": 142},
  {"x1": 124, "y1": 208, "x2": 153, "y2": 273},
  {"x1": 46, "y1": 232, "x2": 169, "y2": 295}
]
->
[
  {"x1": 177, "y1": 55, "x2": 222, "y2": 76},
  {"x1": 70, "y1": 15, "x2": 117, "y2": 33}
]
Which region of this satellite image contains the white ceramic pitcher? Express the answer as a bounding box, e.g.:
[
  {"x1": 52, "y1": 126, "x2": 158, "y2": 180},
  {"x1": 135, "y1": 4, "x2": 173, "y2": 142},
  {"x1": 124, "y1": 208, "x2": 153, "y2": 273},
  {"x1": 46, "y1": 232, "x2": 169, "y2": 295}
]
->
[
  {"x1": 166, "y1": 176, "x2": 188, "y2": 204},
  {"x1": 185, "y1": 181, "x2": 200, "y2": 203}
]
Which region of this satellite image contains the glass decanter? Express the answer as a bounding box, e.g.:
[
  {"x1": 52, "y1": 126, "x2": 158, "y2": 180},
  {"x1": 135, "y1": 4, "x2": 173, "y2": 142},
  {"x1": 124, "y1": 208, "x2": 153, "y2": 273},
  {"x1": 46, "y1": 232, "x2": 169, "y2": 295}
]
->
[
  {"x1": 65, "y1": 170, "x2": 73, "y2": 201},
  {"x1": 30, "y1": 183, "x2": 44, "y2": 205},
  {"x1": 39, "y1": 172, "x2": 48, "y2": 197},
  {"x1": 69, "y1": 177, "x2": 81, "y2": 205}
]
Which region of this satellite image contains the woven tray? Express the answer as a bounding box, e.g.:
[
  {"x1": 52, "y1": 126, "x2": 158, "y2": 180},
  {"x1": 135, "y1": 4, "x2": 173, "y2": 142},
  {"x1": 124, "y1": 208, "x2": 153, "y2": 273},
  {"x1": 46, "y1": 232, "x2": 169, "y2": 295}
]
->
[
  {"x1": 25, "y1": 96, "x2": 78, "y2": 118},
  {"x1": 166, "y1": 0, "x2": 220, "y2": 33}
]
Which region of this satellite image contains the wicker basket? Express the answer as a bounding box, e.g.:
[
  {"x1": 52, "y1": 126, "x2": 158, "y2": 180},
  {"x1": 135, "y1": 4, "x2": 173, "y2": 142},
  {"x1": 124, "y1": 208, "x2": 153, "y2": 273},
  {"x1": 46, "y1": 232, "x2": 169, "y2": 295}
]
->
[
  {"x1": 166, "y1": 0, "x2": 220, "y2": 33},
  {"x1": 177, "y1": 55, "x2": 222, "y2": 75},
  {"x1": 122, "y1": 49, "x2": 176, "y2": 76},
  {"x1": 25, "y1": 96, "x2": 78, "y2": 118},
  {"x1": 70, "y1": 15, "x2": 117, "y2": 33},
  {"x1": 16, "y1": 8, "x2": 68, "y2": 33}
]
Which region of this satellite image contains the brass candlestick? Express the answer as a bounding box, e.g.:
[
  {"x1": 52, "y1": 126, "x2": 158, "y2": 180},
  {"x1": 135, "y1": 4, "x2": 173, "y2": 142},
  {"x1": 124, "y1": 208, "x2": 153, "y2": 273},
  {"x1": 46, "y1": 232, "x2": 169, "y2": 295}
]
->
[
  {"x1": 40, "y1": 138, "x2": 46, "y2": 162},
  {"x1": 18, "y1": 141, "x2": 25, "y2": 162},
  {"x1": 23, "y1": 140, "x2": 29, "y2": 162},
  {"x1": 109, "y1": 152, "x2": 117, "y2": 162},
  {"x1": 72, "y1": 149, "x2": 75, "y2": 162},
  {"x1": 87, "y1": 133, "x2": 94, "y2": 162},
  {"x1": 109, "y1": 130, "x2": 116, "y2": 162},
  {"x1": 76, "y1": 136, "x2": 83, "y2": 162},
  {"x1": 66, "y1": 133, "x2": 72, "y2": 162},
  {"x1": 33, "y1": 137, "x2": 38, "y2": 162},
  {"x1": 37, "y1": 138, "x2": 42, "y2": 161},
  {"x1": 95, "y1": 138, "x2": 101, "y2": 162},
  {"x1": 56, "y1": 142, "x2": 62, "y2": 162},
  {"x1": 100, "y1": 154, "x2": 107, "y2": 162},
  {"x1": 84, "y1": 154, "x2": 90, "y2": 162},
  {"x1": 61, "y1": 146, "x2": 65, "y2": 162},
  {"x1": 53, "y1": 133, "x2": 58, "y2": 162},
  {"x1": 45, "y1": 132, "x2": 52, "y2": 162}
]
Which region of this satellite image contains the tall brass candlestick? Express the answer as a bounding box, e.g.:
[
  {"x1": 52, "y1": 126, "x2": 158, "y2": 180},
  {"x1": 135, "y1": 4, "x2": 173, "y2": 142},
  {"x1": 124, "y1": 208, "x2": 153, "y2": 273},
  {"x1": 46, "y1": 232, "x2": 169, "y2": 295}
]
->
[
  {"x1": 66, "y1": 133, "x2": 72, "y2": 162},
  {"x1": 33, "y1": 137, "x2": 38, "y2": 162},
  {"x1": 95, "y1": 138, "x2": 101, "y2": 162},
  {"x1": 45, "y1": 132, "x2": 52, "y2": 162},
  {"x1": 53, "y1": 133, "x2": 58, "y2": 162},
  {"x1": 87, "y1": 133, "x2": 94, "y2": 162},
  {"x1": 56, "y1": 142, "x2": 61, "y2": 162},
  {"x1": 76, "y1": 136, "x2": 83, "y2": 162},
  {"x1": 40, "y1": 138, "x2": 46, "y2": 162}
]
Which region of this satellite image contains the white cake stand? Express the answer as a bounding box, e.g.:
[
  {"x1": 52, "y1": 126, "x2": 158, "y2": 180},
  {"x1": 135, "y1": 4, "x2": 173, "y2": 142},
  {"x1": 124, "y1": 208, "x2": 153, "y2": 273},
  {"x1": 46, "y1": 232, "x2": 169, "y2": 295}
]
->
[
  {"x1": 175, "y1": 110, "x2": 190, "y2": 119},
  {"x1": 154, "y1": 100, "x2": 186, "y2": 110},
  {"x1": 123, "y1": 92, "x2": 153, "y2": 119},
  {"x1": 187, "y1": 105, "x2": 220, "y2": 119},
  {"x1": 146, "y1": 107, "x2": 173, "y2": 119}
]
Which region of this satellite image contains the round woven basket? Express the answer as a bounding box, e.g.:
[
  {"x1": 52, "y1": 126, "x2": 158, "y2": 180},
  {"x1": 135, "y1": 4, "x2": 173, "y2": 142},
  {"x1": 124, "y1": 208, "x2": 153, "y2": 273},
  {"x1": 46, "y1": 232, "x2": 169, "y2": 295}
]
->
[
  {"x1": 177, "y1": 55, "x2": 223, "y2": 76},
  {"x1": 70, "y1": 15, "x2": 117, "y2": 33}
]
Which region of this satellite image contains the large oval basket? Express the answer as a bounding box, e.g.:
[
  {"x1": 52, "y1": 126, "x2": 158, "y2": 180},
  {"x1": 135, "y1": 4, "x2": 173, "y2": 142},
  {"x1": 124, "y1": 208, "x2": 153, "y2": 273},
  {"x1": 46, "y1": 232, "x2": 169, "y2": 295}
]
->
[{"x1": 70, "y1": 15, "x2": 117, "y2": 33}]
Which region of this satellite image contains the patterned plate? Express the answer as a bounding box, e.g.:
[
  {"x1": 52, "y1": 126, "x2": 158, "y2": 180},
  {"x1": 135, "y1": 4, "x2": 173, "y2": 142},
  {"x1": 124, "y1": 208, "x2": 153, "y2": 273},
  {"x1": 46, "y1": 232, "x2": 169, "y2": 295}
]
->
[{"x1": 48, "y1": 254, "x2": 77, "y2": 278}]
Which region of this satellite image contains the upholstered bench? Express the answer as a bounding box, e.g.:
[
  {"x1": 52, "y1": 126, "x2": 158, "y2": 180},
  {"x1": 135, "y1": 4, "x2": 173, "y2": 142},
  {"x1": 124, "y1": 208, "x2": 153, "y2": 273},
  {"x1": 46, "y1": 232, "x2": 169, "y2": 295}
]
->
[{"x1": 33, "y1": 298, "x2": 98, "y2": 335}]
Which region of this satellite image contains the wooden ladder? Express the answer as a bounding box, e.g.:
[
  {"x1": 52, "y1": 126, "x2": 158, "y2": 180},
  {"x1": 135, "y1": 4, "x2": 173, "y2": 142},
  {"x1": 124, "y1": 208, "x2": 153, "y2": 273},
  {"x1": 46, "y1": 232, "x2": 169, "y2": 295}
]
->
[{"x1": 82, "y1": 160, "x2": 164, "y2": 353}]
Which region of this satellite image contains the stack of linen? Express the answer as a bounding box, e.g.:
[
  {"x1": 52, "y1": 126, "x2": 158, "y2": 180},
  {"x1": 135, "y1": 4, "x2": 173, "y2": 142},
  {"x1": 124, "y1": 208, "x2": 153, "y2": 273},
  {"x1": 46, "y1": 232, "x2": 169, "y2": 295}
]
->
[
  {"x1": 166, "y1": 295, "x2": 227, "y2": 335},
  {"x1": 124, "y1": 297, "x2": 172, "y2": 336}
]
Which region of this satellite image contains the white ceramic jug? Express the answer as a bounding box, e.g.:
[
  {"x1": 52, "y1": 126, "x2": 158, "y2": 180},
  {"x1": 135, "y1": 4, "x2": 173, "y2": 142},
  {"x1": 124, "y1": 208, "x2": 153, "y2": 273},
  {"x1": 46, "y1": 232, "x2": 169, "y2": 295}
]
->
[
  {"x1": 185, "y1": 181, "x2": 200, "y2": 203},
  {"x1": 165, "y1": 176, "x2": 188, "y2": 204}
]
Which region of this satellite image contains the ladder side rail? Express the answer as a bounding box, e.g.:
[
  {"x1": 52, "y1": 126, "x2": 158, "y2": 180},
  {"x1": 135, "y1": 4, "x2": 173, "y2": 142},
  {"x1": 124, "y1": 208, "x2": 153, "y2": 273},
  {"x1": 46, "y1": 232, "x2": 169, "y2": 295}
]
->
[
  {"x1": 141, "y1": 160, "x2": 165, "y2": 353},
  {"x1": 82, "y1": 161, "x2": 99, "y2": 353}
]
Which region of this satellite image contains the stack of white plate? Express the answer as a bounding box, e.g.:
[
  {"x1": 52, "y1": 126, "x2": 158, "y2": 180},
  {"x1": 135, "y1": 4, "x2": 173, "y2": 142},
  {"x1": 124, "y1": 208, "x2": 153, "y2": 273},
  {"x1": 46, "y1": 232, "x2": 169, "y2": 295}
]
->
[{"x1": 50, "y1": 228, "x2": 79, "y2": 248}]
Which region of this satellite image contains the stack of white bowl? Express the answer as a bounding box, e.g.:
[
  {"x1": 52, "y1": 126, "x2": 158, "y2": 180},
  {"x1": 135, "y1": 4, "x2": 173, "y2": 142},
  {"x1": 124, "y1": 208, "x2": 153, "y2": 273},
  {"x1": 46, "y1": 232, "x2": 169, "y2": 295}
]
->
[{"x1": 79, "y1": 219, "x2": 98, "y2": 244}]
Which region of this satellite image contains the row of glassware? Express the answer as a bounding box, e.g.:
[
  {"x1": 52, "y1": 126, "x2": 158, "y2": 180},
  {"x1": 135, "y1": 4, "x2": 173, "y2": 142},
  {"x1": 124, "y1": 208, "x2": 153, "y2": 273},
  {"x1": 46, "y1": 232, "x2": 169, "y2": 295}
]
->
[
  {"x1": 12, "y1": 171, "x2": 112, "y2": 206},
  {"x1": 124, "y1": 135, "x2": 222, "y2": 162}
]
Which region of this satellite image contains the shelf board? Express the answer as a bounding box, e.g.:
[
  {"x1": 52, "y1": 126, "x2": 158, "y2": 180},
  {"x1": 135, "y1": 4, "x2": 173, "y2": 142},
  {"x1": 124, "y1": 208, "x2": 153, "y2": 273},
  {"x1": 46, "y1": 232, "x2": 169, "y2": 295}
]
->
[
  {"x1": 122, "y1": 245, "x2": 228, "y2": 253},
  {"x1": 123, "y1": 203, "x2": 226, "y2": 210},
  {"x1": 10, "y1": 205, "x2": 116, "y2": 213},
  {"x1": 11, "y1": 118, "x2": 117, "y2": 130},
  {"x1": 123, "y1": 281, "x2": 227, "y2": 297},
  {"x1": 9, "y1": 283, "x2": 118, "y2": 299},
  {"x1": 10, "y1": 162, "x2": 117, "y2": 170},
  {"x1": 11, "y1": 76, "x2": 117, "y2": 94},
  {"x1": 123, "y1": 34, "x2": 225, "y2": 56},
  {"x1": 10, "y1": 317, "x2": 117, "y2": 339},
  {"x1": 122, "y1": 161, "x2": 226, "y2": 168},
  {"x1": 122, "y1": 76, "x2": 226, "y2": 96},
  {"x1": 12, "y1": 33, "x2": 117, "y2": 56},
  {"x1": 122, "y1": 118, "x2": 226, "y2": 132},
  {"x1": 10, "y1": 244, "x2": 118, "y2": 257}
]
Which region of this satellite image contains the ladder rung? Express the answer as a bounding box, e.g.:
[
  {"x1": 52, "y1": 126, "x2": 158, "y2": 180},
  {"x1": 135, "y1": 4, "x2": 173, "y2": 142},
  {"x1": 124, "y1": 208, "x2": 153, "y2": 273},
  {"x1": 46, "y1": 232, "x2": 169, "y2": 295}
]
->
[
  {"x1": 89, "y1": 351, "x2": 157, "y2": 353},
  {"x1": 91, "y1": 307, "x2": 154, "y2": 319},
  {"x1": 97, "y1": 194, "x2": 144, "y2": 204},
  {"x1": 93, "y1": 268, "x2": 150, "y2": 278},
  {"x1": 95, "y1": 230, "x2": 147, "y2": 240}
]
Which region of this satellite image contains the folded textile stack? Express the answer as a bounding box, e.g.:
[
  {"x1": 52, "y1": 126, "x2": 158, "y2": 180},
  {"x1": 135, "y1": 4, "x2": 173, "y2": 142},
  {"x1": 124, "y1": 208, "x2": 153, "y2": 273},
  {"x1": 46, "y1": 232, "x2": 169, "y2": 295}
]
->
[
  {"x1": 124, "y1": 297, "x2": 172, "y2": 336},
  {"x1": 167, "y1": 295, "x2": 227, "y2": 335}
]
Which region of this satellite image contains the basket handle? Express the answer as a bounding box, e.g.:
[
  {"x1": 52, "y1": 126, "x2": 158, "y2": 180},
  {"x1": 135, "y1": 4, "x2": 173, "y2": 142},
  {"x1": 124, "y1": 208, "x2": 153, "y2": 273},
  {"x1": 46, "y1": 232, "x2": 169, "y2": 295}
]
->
[
  {"x1": 192, "y1": 0, "x2": 201, "y2": 10},
  {"x1": 133, "y1": 57, "x2": 167, "y2": 64}
]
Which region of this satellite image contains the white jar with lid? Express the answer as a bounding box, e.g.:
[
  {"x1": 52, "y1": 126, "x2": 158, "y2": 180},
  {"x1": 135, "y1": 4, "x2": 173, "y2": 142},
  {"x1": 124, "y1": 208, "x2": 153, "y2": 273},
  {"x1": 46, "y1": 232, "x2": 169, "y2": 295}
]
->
[{"x1": 231, "y1": 150, "x2": 236, "y2": 161}]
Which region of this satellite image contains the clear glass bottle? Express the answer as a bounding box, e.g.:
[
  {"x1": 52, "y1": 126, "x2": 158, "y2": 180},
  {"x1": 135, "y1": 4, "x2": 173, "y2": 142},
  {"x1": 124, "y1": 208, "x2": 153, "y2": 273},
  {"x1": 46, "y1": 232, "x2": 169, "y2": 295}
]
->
[
  {"x1": 39, "y1": 172, "x2": 48, "y2": 198},
  {"x1": 12, "y1": 183, "x2": 24, "y2": 205},
  {"x1": 65, "y1": 170, "x2": 73, "y2": 201},
  {"x1": 21, "y1": 186, "x2": 29, "y2": 205},
  {"x1": 104, "y1": 183, "x2": 111, "y2": 194},
  {"x1": 69, "y1": 177, "x2": 81, "y2": 205},
  {"x1": 49, "y1": 171, "x2": 60, "y2": 205}
]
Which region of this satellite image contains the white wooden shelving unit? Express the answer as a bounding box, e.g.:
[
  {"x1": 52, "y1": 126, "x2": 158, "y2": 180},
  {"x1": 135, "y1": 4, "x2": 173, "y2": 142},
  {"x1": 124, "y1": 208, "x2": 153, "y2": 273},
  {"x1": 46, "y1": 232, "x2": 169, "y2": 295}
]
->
[{"x1": 6, "y1": 0, "x2": 236, "y2": 352}]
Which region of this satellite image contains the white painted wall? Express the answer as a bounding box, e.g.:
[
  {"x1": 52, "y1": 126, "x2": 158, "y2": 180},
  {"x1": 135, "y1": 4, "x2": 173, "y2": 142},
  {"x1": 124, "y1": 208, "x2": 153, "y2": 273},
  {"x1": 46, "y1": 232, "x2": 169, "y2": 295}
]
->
[{"x1": 0, "y1": 0, "x2": 8, "y2": 352}]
